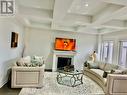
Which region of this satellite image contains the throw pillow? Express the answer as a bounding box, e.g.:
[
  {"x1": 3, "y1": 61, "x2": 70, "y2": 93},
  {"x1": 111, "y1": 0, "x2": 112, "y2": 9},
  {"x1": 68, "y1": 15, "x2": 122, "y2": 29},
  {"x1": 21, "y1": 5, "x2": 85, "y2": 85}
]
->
[
  {"x1": 16, "y1": 56, "x2": 36, "y2": 67},
  {"x1": 23, "y1": 56, "x2": 31, "y2": 63},
  {"x1": 111, "y1": 69, "x2": 123, "y2": 74},
  {"x1": 31, "y1": 56, "x2": 44, "y2": 67},
  {"x1": 87, "y1": 61, "x2": 99, "y2": 69},
  {"x1": 103, "y1": 71, "x2": 108, "y2": 78},
  {"x1": 103, "y1": 71, "x2": 111, "y2": 78},
  {"x1": 121, "y1": 69, "x2": 127, "y2": 74},
  {"x1": 16, "y1": 58, "x2": 25, "y2": 66},
  {"x1": 84, "y1": 61, "x2": 88, "y2": 67}
]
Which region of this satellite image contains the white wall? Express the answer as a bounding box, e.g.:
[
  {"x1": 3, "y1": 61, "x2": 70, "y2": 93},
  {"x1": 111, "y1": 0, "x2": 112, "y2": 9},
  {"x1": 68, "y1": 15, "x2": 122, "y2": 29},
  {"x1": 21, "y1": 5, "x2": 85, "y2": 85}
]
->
[
  {"x1": 24, "y1": 28, "x2": 97, "y2": 70},
  {"x1": 0, "y1": 18, "x2": 25, "y2": 87},
  {"x1": 101, "y1": 31, "x2": 127, "y2": 64}
]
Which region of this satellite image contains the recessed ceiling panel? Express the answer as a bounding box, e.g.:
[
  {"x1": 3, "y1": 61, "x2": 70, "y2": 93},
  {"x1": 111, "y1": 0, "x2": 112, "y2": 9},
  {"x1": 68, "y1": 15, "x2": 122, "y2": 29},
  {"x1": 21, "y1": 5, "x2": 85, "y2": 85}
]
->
[
  {"x1": 18, "y1": 0, "x2": 55, "y2": 10},
  {"x1": 68, "y1": 0, "x2": 108, "y2": 15}
]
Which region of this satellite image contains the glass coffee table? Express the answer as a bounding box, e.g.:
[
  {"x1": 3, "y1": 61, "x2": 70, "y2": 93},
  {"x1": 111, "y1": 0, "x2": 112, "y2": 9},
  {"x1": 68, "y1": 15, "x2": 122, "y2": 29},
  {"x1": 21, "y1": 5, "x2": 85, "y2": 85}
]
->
[{"x1": 57, "y1": 69, "x2": 83, "y2": 87}]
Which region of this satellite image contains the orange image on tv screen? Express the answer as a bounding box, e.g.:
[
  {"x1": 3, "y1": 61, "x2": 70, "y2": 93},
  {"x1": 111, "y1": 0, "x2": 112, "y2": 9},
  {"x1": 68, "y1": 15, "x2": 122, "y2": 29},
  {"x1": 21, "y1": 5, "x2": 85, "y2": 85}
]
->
[{"x1": 55, "y1": 38, "x2": 76, "y2": 51}]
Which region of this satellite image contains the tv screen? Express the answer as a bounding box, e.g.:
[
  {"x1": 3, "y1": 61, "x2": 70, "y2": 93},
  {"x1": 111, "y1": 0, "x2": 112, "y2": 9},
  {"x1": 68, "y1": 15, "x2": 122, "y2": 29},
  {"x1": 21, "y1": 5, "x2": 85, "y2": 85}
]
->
[{"x1": 54, "y1": 38, "x2": 76, "y2": 51}]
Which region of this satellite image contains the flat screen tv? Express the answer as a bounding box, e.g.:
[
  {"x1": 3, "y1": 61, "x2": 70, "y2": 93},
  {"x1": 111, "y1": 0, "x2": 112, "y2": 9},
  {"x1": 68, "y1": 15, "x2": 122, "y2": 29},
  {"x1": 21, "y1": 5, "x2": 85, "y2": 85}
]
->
[{"x1": 54, "y1": 37, "x2": 76, "y2": 51}]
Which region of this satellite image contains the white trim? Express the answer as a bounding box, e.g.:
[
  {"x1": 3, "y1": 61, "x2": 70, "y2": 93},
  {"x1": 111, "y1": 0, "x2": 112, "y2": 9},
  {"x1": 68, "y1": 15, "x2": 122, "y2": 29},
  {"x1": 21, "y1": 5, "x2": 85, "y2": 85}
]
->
[{"x1": 52, "y1": 50, "x2": 76, "y2": 71}]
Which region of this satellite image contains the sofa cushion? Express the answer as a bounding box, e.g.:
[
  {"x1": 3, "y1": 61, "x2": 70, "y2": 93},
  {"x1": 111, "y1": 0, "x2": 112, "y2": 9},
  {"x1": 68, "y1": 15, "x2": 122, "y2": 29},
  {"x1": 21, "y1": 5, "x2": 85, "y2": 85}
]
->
[
  {"x1": 91, "y1": 69, "x2": 104, "y2": 77},
  {"x1": 98, "y1": 62, "x2": 106, "y2": 70},
  {"x1": 104, "y1": 63, "x2": 119, "y2": 71}
]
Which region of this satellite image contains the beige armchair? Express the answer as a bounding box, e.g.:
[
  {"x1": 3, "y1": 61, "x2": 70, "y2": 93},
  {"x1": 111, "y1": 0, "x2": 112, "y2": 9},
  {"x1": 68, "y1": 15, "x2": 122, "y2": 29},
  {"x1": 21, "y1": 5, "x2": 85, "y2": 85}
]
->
[
  {"x1": 106, "y1": 74, "x2": 127, "y2": 95},
  {"x1": 11, "y1": 65, "x2": 45, "y2": 88}
]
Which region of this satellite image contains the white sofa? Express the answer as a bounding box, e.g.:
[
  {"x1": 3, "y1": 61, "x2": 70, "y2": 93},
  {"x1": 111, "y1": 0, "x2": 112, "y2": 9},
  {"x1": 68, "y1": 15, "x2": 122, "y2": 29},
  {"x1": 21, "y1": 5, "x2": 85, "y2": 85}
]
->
[
  {"x1": 11, "y1": 56, "x2": 45, "y2": 88},
  {"x1": 84, "y1": 61, "x2": 127, "y2": 95}
]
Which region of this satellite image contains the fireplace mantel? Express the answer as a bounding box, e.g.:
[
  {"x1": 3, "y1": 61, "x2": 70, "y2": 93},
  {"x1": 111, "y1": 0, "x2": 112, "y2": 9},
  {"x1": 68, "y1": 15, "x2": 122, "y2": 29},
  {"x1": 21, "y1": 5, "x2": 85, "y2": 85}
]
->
[
  {"x1": 53, "y1": 50, "x2": 76, "y2": 56},
  {"x1": 52, "y1": 50, "x2": 76, "y2": 71}
]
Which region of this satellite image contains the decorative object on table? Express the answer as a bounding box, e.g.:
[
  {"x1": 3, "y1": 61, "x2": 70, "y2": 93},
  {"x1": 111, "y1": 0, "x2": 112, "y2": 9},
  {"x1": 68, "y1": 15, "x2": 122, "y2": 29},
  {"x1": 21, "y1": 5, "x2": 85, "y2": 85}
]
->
[{"x1": 63, "y1": 65, "x2": 74, "y2": 72}]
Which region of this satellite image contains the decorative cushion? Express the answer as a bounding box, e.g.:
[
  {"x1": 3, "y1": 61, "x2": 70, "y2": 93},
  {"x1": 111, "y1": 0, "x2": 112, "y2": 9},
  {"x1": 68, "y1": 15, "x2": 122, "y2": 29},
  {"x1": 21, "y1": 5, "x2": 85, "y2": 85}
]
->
[
  {"x1": 103, "y1": 71, "x2": 111, "y2": 78},
  {"x1": 16, "y1": 56, "x2": 44, "y2": 67},
  {"x1": 110, "y1": 69, "x2": 127, "y2": 74},
  {"x1": 87, "y1": 61, "x2": 99, "y2": 69},
  {"x1": 111, "y1": 69, "x2": 123, "y2": 74},
  {"x1": 103, "y1": 71, "x2": 107, "y2": 78},
  {"x1": 84, "y1": 61, "x2": 88, "y2": 67},
  {"x1": 16, "y1": 58, "x2": 25, "y2": 66},
  {"x1": 23, "y1": 56, "x2": 31, "y2": 64},
  {"x1": 31, "y1": 56, "x2": 44, "y2": 67},
  {"x1": 122, "y1": 69, "x2": 127, "y2": 74}
]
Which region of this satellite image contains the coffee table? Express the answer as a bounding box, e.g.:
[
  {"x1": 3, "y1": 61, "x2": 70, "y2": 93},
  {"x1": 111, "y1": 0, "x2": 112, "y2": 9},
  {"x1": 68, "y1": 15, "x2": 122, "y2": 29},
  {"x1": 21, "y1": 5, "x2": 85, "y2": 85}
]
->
[{"x1": 57, "y1": 69, "x2": 83, "y2": 87}]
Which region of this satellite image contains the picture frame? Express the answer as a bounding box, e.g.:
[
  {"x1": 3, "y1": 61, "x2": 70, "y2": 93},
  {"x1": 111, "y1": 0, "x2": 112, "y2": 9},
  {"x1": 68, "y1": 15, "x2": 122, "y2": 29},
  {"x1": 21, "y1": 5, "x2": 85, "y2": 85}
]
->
[{"x1": 11, "y1": 32, "x2": 18, "y2": 48}]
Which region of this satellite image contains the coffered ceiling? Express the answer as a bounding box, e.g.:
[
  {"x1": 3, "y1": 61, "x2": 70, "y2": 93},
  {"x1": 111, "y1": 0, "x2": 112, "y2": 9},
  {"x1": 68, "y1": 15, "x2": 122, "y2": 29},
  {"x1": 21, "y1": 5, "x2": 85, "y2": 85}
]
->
[{"x1": 16, "y1": 0, "x2": 127, "y2": 34}]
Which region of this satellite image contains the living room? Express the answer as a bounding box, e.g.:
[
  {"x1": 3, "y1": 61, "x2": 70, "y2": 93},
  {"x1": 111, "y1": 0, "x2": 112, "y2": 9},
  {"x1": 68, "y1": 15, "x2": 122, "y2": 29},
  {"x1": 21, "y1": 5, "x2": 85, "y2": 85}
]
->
[{"x1": 0, "y1": 0, "x2": 127, "y2": 95}]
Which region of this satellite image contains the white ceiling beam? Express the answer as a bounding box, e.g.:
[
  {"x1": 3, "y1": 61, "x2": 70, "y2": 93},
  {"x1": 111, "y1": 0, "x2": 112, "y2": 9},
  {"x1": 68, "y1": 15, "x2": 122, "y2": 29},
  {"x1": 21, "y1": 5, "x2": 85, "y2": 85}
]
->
[
  {"x1": 52, "y1": 0, "x2": 73, "y2": 29},
  {"x1": 52, "y1": 23, "x2": 76, "y2": 32},
  {"x1": 99, "y1": 29, "x2": 123, "y2": 34},
  {"x1": 102, "y1": 20, "x2": 127, "y2": 29},
  {"x1": 53, "y1": 0, "x2": 73, "y2": 21},
  {"x1": 27, "y1": 23, "x2": 51, "y2": 30}
]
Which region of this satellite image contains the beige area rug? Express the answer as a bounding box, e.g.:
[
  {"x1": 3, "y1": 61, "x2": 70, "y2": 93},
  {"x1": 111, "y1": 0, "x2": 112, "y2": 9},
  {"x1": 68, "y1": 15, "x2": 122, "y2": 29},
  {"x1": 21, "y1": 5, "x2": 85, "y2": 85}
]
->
[{"x1": 19, "y1": 72, "x2": 105, "y2": 95}]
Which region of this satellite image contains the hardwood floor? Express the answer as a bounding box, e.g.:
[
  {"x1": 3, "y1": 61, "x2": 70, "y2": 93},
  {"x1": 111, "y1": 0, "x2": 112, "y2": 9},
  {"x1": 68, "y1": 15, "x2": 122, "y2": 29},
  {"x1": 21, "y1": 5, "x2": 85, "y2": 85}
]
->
[{"x1": 0, "y1": 82, "x2": 21, "y2": 95}]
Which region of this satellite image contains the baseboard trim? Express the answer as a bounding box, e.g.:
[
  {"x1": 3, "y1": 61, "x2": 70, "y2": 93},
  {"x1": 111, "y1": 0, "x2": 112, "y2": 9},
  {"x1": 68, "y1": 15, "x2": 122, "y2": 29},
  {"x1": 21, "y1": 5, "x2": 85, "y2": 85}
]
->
[{"x1": 0, "y1": 79, "x2": 8, "y2": 88}]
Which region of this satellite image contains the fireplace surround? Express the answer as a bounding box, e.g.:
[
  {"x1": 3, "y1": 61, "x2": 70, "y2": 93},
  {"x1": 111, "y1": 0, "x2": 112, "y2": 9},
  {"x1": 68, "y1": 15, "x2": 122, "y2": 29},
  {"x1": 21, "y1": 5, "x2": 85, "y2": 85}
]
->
[{"x1": 52, "y1": 50, "x2": 76, "y2": 71}]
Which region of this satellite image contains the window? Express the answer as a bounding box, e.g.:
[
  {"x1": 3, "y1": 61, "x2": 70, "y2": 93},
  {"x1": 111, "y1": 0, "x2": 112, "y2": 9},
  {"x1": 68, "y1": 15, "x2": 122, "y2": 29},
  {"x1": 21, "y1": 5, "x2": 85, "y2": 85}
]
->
[
  {"x1": 102, "y1": 41, "x2": 113, "y2": 63},
  {"x1": 119, "y1": 41, "x2": 127, "y2": 67}
]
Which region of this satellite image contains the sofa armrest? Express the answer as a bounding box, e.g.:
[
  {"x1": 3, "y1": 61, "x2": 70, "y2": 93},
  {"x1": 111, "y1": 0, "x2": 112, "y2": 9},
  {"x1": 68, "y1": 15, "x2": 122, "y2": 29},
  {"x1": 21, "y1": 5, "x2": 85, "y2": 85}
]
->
[{"x1": 106, "y1": 74, "x2": 127, "y2": 95}]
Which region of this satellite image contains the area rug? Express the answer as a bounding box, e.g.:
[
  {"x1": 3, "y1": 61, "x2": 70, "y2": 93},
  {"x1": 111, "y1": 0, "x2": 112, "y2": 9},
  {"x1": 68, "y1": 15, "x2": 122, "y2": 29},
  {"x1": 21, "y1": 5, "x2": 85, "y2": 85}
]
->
[{"x1": 19, "y1": 72, "x2": 105, "y2": 95}]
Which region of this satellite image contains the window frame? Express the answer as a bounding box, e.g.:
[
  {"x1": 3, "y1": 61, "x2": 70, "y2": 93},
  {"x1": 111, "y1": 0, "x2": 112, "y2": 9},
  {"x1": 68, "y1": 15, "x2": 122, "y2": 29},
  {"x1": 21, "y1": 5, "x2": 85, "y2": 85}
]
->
[
  {"x1": 118, "y1": 40, "x2": 127, "y2": 67},
  {"x1": 101, "y1": 40, "x2": 114, "y2": 63}
]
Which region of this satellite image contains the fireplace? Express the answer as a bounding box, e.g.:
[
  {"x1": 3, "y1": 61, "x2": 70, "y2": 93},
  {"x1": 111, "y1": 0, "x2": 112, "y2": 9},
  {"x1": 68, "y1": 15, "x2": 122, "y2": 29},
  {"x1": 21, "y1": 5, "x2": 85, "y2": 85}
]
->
[
  {"x1": 57, "y1": 57, "x2": 72, "y2": 68},
  {"x1": 52, "y1": 50, "x2": 76, "y2": 71}
]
